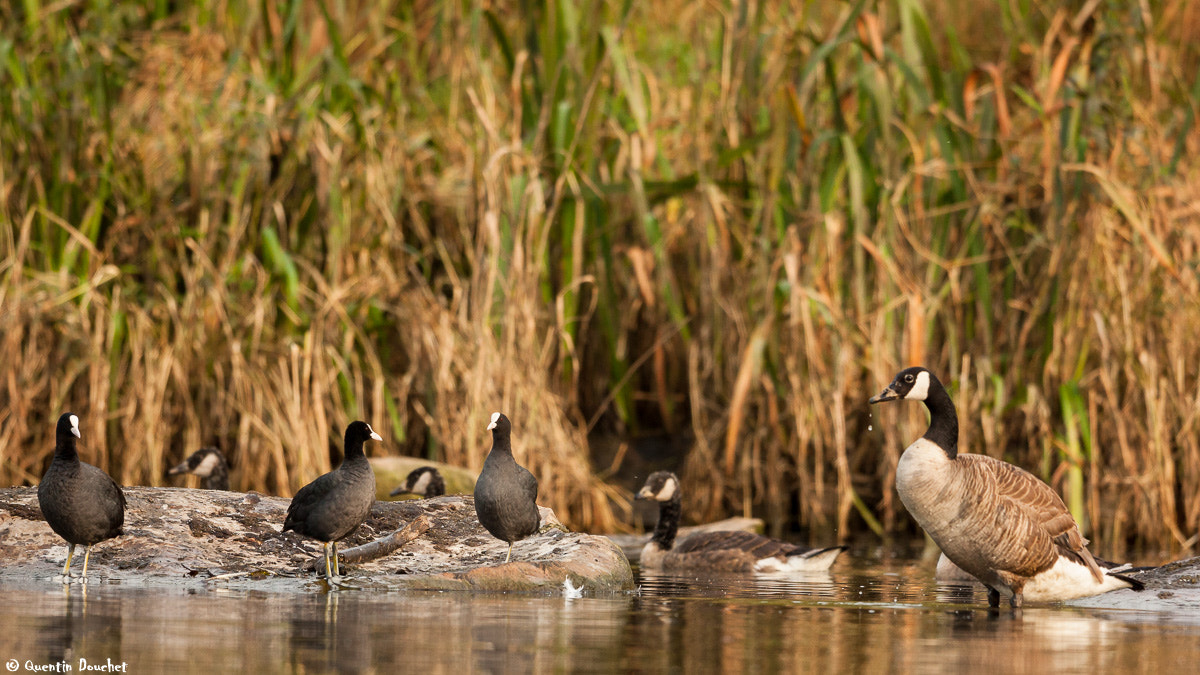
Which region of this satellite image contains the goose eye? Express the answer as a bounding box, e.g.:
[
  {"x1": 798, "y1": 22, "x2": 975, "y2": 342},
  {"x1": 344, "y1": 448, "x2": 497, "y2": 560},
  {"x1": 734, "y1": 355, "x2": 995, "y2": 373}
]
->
[{"x1": 904, "y1": 374, "x2": 914, "y2": 383}]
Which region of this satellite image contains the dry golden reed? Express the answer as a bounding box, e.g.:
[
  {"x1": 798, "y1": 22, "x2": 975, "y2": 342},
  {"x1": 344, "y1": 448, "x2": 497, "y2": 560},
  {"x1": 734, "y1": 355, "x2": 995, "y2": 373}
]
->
[{"x1": 1, "y1": 1, "x2": 1198, "y2": 554}]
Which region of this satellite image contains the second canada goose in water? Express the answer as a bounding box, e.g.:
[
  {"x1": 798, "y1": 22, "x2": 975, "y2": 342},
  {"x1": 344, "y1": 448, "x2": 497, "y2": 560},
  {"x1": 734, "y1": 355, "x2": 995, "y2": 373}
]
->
[
  {"x1": 389, "y1": 466, "x2": 445, "y2": 498},
  {"x1": 284, "y1": 421, "x2": 382, "y2": 580},
  {"x1": 473, "y1": 412, "x2": 540, "y2": 563},
  {"x1": 869, "y1": 366, "x2": 1144, "y2": 607},
  {"x1": 636, "y1": 471, "x2": 846, "y2": 573},
  {"x1": 168, "y1": 447, "x2": 230, "y2": 490},
  {"x1": 38, "y1": 413, "x2": 126, "y2": 582}
]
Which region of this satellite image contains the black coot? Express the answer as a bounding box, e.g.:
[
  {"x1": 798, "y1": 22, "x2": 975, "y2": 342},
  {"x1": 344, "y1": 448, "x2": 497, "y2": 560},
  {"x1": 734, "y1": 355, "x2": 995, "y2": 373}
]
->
[
  {"x1": 168, "y1": 447, "x2": 229, "y2": 490},
  {"x1": 38, "y1": 412, "x2": 126, "y2": 581},
  {"x1": 388, "y1": 466, "x2": 445, "y2": 498},
  {"x1": 473, "y1": 412, "x2": 540, "y2": 563},
  {"x1": 283, "y1": 421, "x2": 381, "y2": 579}
]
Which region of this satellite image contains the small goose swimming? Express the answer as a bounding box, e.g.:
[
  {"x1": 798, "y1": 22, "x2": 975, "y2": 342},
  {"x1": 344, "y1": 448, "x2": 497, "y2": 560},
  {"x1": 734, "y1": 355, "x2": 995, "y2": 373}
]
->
[
  {"x1": 473, "y1": 412, "x2": 540, "y2": 563},
  {"x1": 168, "y1": 447, "x2": 230, "y2": 490},
  {"x1": 284, "y1": 421, "x2": 382, "y2": 580},
  {"x1": 389, "y1": 466, "x2": 445, "y2": 499},
  {"x1": 38, "y1": 413, "x2": 126, "y2": 582},
  {"x1": 869, "y1": 366, "x2": 1144, "y2": 607},
  {"x1": 636, "y1": 471, "x2": 846, "y2": 573}
]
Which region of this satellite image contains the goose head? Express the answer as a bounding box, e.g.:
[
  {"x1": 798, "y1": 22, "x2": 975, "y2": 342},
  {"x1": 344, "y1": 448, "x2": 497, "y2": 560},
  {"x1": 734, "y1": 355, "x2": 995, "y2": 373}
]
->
[
  {"x1": 636, "y1": 471, "x2": 680, "y2": 502},
  {"x1": 869, "y1": 366, "x2": 935, "y2": 404},
  {"x1": 869, "y1": 366, "x2": 959, "y2": 458}
]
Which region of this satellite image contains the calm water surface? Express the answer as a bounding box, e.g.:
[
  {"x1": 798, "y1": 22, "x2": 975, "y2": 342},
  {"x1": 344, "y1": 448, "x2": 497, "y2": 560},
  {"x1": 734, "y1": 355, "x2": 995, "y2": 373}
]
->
[{"x1": 1, "y1": 555, "x2": 1196, "y2": 674}]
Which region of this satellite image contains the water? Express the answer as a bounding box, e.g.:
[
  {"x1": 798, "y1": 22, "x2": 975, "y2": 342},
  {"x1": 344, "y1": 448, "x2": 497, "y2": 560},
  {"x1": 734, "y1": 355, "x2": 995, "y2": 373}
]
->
[{"x1": 1, "y1": 556, "x2": 1197, "y2": 674}]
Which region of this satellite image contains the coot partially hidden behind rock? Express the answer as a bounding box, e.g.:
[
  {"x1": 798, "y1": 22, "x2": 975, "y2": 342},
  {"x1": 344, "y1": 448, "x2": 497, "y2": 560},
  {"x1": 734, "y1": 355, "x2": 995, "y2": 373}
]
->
[
  {"x1": 283, "y1": 421, "x2": 381, "y2": 580},
  {"x1": 473, "y1": 412, "x2": 540, "y2": 563},
  {"x1": 38, "y1": 412, "x2": 126, "y2": 582},
  {"x1": 389, "y1": 466, "x2": 445, "y2": 498},
  {"x1": 168, "y1": 447, "x2": 229, "y2": 490}
]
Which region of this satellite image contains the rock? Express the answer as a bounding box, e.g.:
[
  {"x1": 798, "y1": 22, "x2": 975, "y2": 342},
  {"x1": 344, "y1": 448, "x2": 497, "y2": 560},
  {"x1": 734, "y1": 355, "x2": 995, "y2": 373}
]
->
[
  {"x1": 607, "y1": 516, "x2": 765, "y2": 562},
  {"x1": 1066, "y1": 556, "x2": 1200, "y2": 613},
  {"x1": 0, "y1": 486, "x2": 633, "y2": 594},
  {"x1": 369, "y1": 457, "x2": 476, "y2": 501},
  {"x1": 1124, "y1": 556, "x2": 1200, "y2": 589}
]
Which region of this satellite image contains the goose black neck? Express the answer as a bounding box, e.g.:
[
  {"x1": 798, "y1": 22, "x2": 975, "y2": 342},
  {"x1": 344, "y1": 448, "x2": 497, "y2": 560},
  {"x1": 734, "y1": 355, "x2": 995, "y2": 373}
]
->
[
  {"x1": 54, "y1": 431, "x2": 79, "y2": 461},
  {"x1": 651, "y1": 495, "x2": 681, "y2": 550},
  {"x1": 921, "y1": 382, "x2": 959, "y2": 459}
]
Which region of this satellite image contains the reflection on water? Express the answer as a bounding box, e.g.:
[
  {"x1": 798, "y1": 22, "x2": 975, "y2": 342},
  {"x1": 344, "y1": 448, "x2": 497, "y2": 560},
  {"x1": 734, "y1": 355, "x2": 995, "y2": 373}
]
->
[{"x1": 1, "y1": 557, "x2": 1198, "y2": 674}]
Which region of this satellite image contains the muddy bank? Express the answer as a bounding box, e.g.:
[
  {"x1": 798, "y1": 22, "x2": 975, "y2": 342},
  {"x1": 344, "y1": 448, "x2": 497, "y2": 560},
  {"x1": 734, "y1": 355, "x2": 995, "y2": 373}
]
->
[{"x1": 0, "y1": 486, "x2": 633, "y2": 594}]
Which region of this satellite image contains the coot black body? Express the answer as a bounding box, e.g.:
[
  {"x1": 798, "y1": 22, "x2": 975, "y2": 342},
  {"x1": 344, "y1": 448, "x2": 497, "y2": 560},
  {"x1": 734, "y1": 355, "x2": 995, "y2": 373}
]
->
[
  {"x1": 473, "y1": 412, "x2": 540, "y2": 563},
  {"x1": 284, "y1": 421, "x2": 381, "y2": 579},
  {"x1": 38, "y1": 412, "x2": 126, "y2": 581}
]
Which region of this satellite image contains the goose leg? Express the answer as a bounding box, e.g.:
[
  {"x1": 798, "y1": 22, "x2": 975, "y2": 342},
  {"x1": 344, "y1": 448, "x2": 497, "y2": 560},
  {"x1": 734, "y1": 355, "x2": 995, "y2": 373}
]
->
[
  {"x1": 323, "y1": 542, "x2": 334, "y2": 579},
  {"x1": 332, "y1": 542, "x2": 341, "y2": 577},
  {"x1": 61, "y1": 543, "x2": 76, "y2": 579},
  {"x1": 986, "y1": 587, "x2": 1000, "y2": 608},
  {"x1": 1009, "y1": 592, "x2": 1023, "y2": 609},
  {"x1": 504, "y1": 542, "x2": 514, "y2": 564}
]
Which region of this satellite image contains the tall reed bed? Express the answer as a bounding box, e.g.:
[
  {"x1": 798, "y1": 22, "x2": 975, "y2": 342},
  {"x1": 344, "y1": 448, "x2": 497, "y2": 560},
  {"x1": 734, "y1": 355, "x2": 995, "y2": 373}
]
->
[{"x1": 0, "y1": 1, "x2": 1197, "y2": 551}]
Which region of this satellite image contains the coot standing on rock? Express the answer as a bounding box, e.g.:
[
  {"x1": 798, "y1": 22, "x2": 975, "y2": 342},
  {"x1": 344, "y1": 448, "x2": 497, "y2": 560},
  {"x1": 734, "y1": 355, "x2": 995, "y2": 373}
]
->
[
  {"x1": 168, "y1": 447, "x2": 229, "y2": 490},
  {"x1": 389, "y1": 466, "x2": 445, "y2": 498},
  {"x1": 474, "y1": 412, "x2": 540, "y2": 563},
  {"x1": 38, "y1": 413, "x2": 126, "y2": 582},
  {"x1": 284, "y1": 421, "x2": 382, "y2": 580}
]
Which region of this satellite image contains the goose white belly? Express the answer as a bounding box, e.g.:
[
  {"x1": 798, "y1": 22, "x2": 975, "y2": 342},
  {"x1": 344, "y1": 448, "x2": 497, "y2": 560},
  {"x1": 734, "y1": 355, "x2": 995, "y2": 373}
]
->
[
  {"x1": 936, "y1": 552, "x2": 1134, "y2": 600},
  {"x1": 752, "y1": 548, "x2": 843, "y2": 573},
  {"x1": 1019, "y1": 558, "x2": 1134, "y2": 601}
]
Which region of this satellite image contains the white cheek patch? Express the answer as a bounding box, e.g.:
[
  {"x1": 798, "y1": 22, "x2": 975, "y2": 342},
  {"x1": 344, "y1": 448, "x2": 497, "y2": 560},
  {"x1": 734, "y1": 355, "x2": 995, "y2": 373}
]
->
[
  {"x1": 410, "y1": 471, "x2": 432, "y2": 495},
  {"x1": 655, "y1": 477, "x2": 678, "y2": 501},
  {"x1": 194, "y1": 452, "x2": 221, "y2": 477},
  {"x1": 487, "y1": 412, "x2": 501, "y2": 430},
  {"x1": 69, "y1": 415, "x2": 81, "y2": 438},
  {"x1": 906, "y1": 371, "x2": 931, "y2": 401}
]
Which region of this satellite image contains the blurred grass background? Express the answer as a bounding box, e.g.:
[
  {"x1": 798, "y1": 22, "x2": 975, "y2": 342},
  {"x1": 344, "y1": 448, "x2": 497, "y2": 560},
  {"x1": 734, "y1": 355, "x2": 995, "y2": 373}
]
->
[{"x1": 1, "y1": 0, "x2": 1197, "y2": 555}]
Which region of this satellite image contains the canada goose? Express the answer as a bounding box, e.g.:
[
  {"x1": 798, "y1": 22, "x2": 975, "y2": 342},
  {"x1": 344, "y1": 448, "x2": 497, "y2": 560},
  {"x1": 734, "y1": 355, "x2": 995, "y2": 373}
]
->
[
  {"x1": 869, "y1": 366, "x2": 1144, "y2": 607},
  {"x1": 635, "y1": 471, "x2": 846, "y2": 573},
  {"x1": 473, "y1": 412, "x2": 540, "y2": 563},
  {"x1": 168, "y1": 447, "x2": 230, "y2": 490},
  {"x1": 389, "y1": 466, "x2": 445, "y2": 498},
  {"x1": 38, "y1": 413, "x2": 126, "y2": 582},
  {"x1": 284, "y1": 421, "x2": 381, "y2": 579}
]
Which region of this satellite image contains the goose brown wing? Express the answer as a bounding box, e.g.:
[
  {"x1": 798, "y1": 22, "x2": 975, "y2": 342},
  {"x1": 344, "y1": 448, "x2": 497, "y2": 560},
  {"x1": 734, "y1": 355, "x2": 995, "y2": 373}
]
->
[
  {"x1": 962, "y1": 454, "x2": 1103, "y2": 581},
  {"x1": 674, "y1": 530, "x2": 801, "y2": 560}
]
